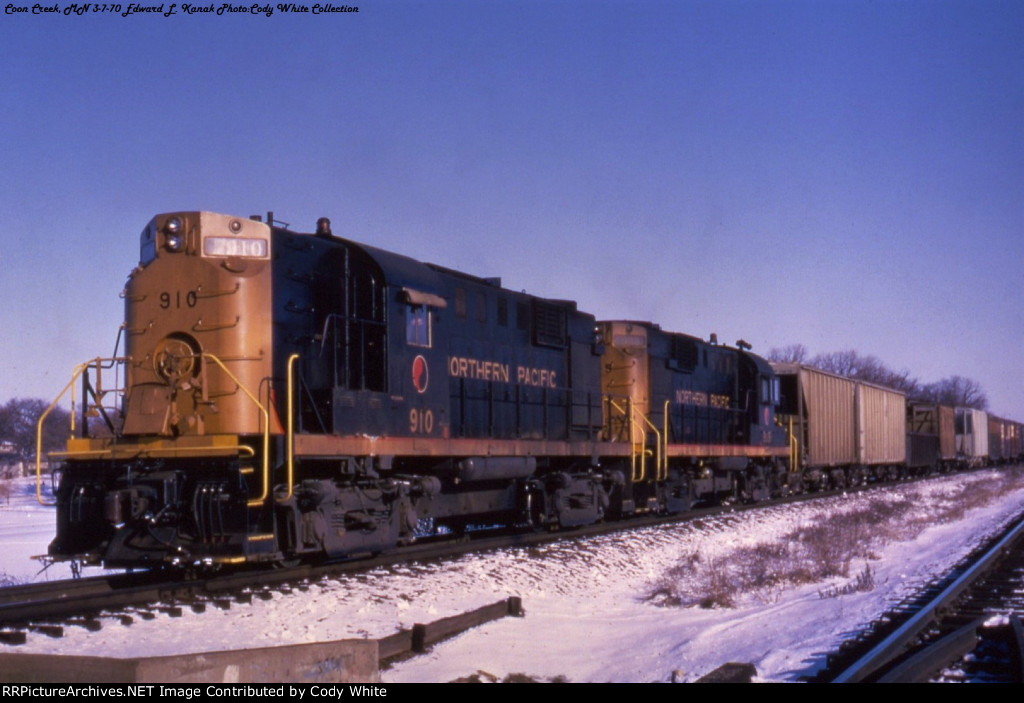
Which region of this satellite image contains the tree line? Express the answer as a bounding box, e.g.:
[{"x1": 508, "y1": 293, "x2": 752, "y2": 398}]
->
[
  {"x1": 0, "y1": 398, "x2": 72, "y2": 464},
  {"x1": 766, "y1": 344, "x2": 988, "y2": 410}
]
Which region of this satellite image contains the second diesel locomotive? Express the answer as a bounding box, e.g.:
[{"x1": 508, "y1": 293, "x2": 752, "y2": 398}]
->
[{"x1": 41, "y1": 211, "x2": 789, "y2": 569}]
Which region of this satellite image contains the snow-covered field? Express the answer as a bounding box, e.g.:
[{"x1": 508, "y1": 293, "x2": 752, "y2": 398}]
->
[
  {"x1": 0, "y1": 479, "x2": 77, "y2": 584},
  {"x1": 2, "y1": 470, "x2": 1024, "y2": 683}
]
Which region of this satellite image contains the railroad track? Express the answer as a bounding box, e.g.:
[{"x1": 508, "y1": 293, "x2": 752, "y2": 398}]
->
[
  {"x1": 0, "y1": 480, "x2": 860, "y2": 644},
  {"x1": 0, "y1": 470, "x2": 1007, "y2": 650},
  {"x1": 0, "y1": 510, "x2": 690, "y2": 641},
  {"x1": 824, "y1": 508, "x2": 1024, "y2": 683}
]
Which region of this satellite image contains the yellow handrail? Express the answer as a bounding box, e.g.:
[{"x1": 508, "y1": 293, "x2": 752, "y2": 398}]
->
[
  {"x1": 661, "y1": 400, "x2": 673, "y2": 481},
  {"x1": 607, "y1": 398, "x2": 662, "y2": 483},
  {"x1": 788, "y1": 416, "x2": 799, "y2": 474},
  {"x1": 280, "y1": 353, "x2": 299, "y2": 502},
  {"x1": 634, "y1": 424, "x2": 648, "y2": 482},
  {"x1": 38, "y1": 354, "x2": 274, "y2": 508},
  {"x1": 50, "y1": 444, "x2": 256, "y2": 461},
  {"x1": 200, "y1": 353, "x2": 270, "y2": 507},
  {"x1": 637, "y1": 406, "x2": 662, "y2": 482},
  {"x1": 35, "y1": 361, "x2": 91, "y2": 505}
]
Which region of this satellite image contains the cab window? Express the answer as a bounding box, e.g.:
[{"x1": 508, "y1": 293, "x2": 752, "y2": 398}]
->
[{"x1": 406, "y1": 304, "x2": 431, "y2": 347}]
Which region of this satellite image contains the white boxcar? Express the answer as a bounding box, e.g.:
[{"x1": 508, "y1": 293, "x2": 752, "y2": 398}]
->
[{"x1": 955, "y1": 407, "x2": 989, "y2": 465}]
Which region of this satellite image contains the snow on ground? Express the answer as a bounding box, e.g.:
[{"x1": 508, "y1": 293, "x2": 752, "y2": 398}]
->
[
  {"x1": 2, "y1": 471, "x2": 1024, "y2": 682},
  {"x1": 0, "y1": 479, "x2": 77, "y2": 584}
]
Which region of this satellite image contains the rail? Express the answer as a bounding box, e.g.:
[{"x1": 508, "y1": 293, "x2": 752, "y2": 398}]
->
[{"x1": 831, "y1": 512, "x2": 1024, "y2": 682}]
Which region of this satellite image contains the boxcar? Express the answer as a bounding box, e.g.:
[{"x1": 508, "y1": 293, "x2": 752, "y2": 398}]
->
[
  {"x1": 772, "y1": 363, "x2": 906, "y2": 486},
  {"x1": 906, "y1": 402, "x2": 956, "y2": 472},
  {"x1": 955, "y1": 407, "x2": 989, "y2": 467}
]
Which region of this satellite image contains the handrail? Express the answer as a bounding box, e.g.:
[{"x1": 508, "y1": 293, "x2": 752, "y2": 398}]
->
[
  {"x1": 35, "y1": 361, "x2": 90, "y2": 505},
  {"x1": 281, "y1": 353, "x2": 299, "y2": 502},
  {"x1": 200, "y1": 352, "x2": 270, "y2": 507},
  {"x1": 661, "y1": 400, "x2": 672, "y2": 481},
  {"x1": 607, "y1": 399, "x2": 639, "y2": 480},
  {"x1": 607, "y1": 398, "x2": 663, "y2": 483},
  {"x1": 49, "y1": 444, "x2": 255, "y2": 460},
  {"x1": 634, "y1": 424, "x2": 648, "y2": 482},
  {"x1": 787, "y1": 416, "x2": 799, "y2": 474},
  {"x1": 637, "y1": 404, "x2": 663, "y2": 482},
  {"x1": 38, "y1": 354, "x2": 273, "y2": 508}
]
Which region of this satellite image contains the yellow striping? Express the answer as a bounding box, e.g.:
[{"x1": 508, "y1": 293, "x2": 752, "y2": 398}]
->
[{"x1": 54, "y1": 435, "x2": 249, "y2": 461}]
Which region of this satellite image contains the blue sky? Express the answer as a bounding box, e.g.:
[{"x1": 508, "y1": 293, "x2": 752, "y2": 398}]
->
[{"x1": 1, "y1": 0, "x2": 1021, "y2": 420}]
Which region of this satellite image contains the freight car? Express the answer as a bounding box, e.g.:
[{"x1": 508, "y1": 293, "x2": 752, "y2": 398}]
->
[
  {"x1": 38, "y1": 211, "x2": 790, "y2": 569},
  {"x1": 956, "y1": 407, "x2": 989, "y2": 468},
  {"x1": 772, "y1": 364, "x2": 1020, "y2": 483},
  {"x1": 906, "y1": 402, "x2": 957, "y2": 473},
  {"x1": 987, "y1": 414, "x2": 1023, "y2": 465},
  {"x1": 771, "y1": 363, "x2": 907, "y2": 487}
]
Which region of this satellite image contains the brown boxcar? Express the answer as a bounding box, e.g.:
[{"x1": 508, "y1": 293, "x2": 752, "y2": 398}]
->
[{"x1": 772, "y1": 363, "x2": 906, "y2": 485}]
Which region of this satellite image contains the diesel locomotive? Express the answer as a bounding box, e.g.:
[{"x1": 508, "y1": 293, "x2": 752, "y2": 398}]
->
[{"x1": 39, "y1": 211, "x2": 790, "y2": 569}]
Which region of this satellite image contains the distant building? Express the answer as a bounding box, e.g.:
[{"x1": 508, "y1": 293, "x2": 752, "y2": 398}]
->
[{"x1": 0, "y1": 441, "x2": 22, "y2": 478}]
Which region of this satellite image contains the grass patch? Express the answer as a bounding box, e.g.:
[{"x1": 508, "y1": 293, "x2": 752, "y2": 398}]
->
[
  {"x1": 649, "y1": 468, "x2": 1024, "y2": 608},
  {"x1": 450, "y1": 670, "x2": 568, "y2": 683}
]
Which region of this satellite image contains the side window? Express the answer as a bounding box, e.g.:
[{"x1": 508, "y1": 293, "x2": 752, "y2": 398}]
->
[
  {"x1": 406, "y1": 304, "x2": 431, "y2": 347},
  {"x1": 671, "y1": 336, "x2": 698, "y2": 372}
]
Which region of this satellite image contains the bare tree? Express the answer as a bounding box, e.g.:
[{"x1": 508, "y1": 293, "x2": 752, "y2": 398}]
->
[
  {"x1": 811, "y1": 349, "x2": 881, "y2": 379},
  {"x1": 872, "y1": 367, "x2": 921, "y2": 396},
  {"x1": 778, "y1": 348, "x2": 921, "y2": 394},
  {"x1": 919, "y1": 376, "x2": 988, "y2": 410},
  {"x1": 767, "y1": 344, "x2": 810, "y2": 364},
  {"x1": 0, "y1": 398, "x2": 72, "y2": 463},
  {"x1": 766, "y1": 343, "x2": 985, "y2": 407}
]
